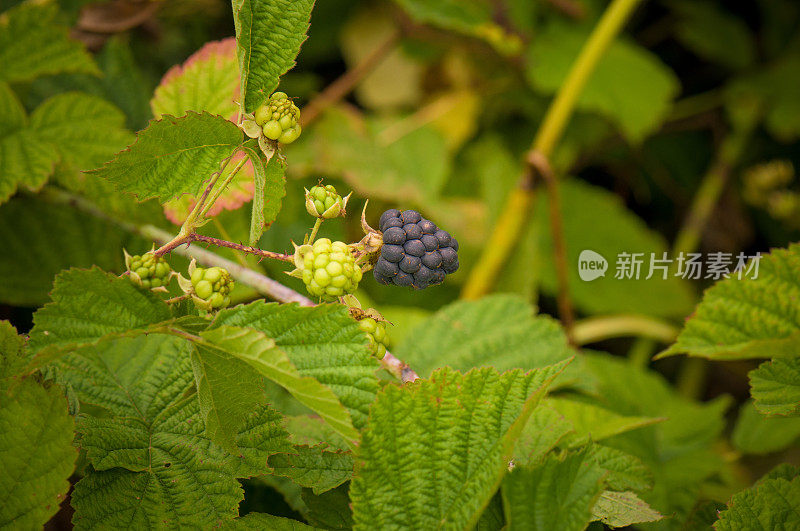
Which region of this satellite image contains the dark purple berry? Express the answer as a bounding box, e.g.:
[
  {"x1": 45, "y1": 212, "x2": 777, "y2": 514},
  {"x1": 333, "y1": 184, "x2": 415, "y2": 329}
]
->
[
  {"x1": 373, "y1": 271, "x2": 392, "y2": 285},
  {"x1": 414, "y1": 266, "x2": 435, "y2": 284},
  {"x1": 418, "y1": 219, "x2": 437, "y2": 234},
  {"x1": 403, "y1": 223, "x2": 422, "y2": 240},
  {"x1": 382, "y1": 217, "x2": 404, "y2": 230},
  {"x1": 432, "y1": 269, "x2": 446, "y2": 284},
  {"x1": 421, "y1": 234, "x2": 439, "y2": 251},
  {"x1": 395, "y1": 272, "x2": 414, "y2": 286},
  {"x1": 404, "y1": 239, "x2": 426, "y2": 257},
  {"x1": 434, "y1": 230, "x2": 451, "y2": 247},
  {"x1": 382, "y1": 244, "x2": 404, "y2": 263},
  {"x1": 379, "y1": 209, "x2": 401, "y2": 231},
  {"x1": 383, "y1": 227, "x2": 406, "y2": 245},
  {"x1": 443, "y1": 259, "x2": 459, "y2": 274},
  {"x1": 451, "y1": 238, "x2": 459, "y2": 251},
  {"x1": 422, "y1": 251, "x2": 442, "y2": 269},
  {"x1": 399, "y1": 255, "x2": 421, "y2": 274},
  {"x1": 374, "y1": 258, "x2": 399, "y2": 277},
  {"x1": 439, "y1": 247, "x2": 457, "y2": 265},
  {"x1": 401, "y1": 210, "x2": 422, "y2": 224}
]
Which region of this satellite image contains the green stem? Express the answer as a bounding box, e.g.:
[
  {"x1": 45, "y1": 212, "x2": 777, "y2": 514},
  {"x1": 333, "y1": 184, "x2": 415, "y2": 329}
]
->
[
  {"x1": 532, "y1": 0, "x2": 645, "y2": 156},
  {"x1": 308, "y1": 218, "x2": 323, "y2": 243},
  {"x1": 672, "y1": 110, "x2": 760, "y2": 400},
  {"x1": 183, "y1": 154, "x2": 233, "y2": 230},
  {"x1": 199, "y1": 156, "x2": 249, "y2": 219},
  {"x1": 628, "y1": 338, "x2": 657, "y2": 369},
  {"x1": 672, "y1": 123, "x2": 756, "y2": 256},
  {"x1": 572, "y1": 314, "x2": 679, "y2": 346},
  {"x1": 461, "y1": 0, "x2": 645, "y2": 300},
  {"x1": 668, "y1": 89, "x2": 722, "y2": 123}
]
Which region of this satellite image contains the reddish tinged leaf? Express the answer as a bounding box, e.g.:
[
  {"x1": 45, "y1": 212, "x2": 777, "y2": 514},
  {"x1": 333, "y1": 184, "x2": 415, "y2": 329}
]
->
[
  {"x1": 151, "y1": 38, "x2": 240, "y2": 121},
  {"x1": 151, "y1": 40, "x2": 255, "y2": 223}
]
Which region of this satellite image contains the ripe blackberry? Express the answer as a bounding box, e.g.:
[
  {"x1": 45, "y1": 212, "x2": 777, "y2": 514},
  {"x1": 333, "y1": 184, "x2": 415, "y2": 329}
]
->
[{"x1": 373, "y1": 209, "x2": 459, "y2": 289}]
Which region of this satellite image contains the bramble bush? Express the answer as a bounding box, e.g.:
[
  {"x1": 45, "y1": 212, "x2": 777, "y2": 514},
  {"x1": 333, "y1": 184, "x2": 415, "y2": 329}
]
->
[{"x1": 1, "y1": 0, "x2": 799, "y2": 529}]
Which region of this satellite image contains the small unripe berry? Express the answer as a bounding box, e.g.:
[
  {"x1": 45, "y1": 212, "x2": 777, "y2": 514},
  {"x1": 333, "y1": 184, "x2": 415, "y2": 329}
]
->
[{"x1": 301, "y1": 238, "x2": 362, "y2": 301}]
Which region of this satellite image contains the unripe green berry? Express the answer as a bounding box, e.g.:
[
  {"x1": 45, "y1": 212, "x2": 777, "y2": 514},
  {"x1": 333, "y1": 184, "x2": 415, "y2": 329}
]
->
[
  {"x1": 126, "y1": 251, "x2": 171, "y2": 289},
  {"x1": 305, "y1": 184, "x2": 345, "y2": 219},
  {"x1": 253, "y1": 92, "x2": 301, "y2": 143},
  {"x1": 263, "y1": 120, "x2": 282, "y2": 140},
  {"x1": 191, "y1": 265, "x2": 234, "y2": 309},
  {"x1": 301, "y1": 239, "x2": 361, "y2": 301},
  {"x1": 358, "y1": 318, "x2": 389, "y2": 357}
]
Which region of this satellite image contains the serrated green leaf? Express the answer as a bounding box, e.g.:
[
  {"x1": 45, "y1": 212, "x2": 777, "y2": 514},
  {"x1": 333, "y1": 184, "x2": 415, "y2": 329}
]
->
[
  {"x1": 534, "y1": 178, "x2": 695, "y2": 318},
  {"x1": 0, "y1": 196, "x2": 147, "y2": 306},
  {"x1": 200, "y1": 325, "x2": 360, "y2": 448},
  {"x1": 525, "y1": 21, "x2": 680, "y2": 142},
  {"x1": 151, "y1": 38, "x2": 240, "y2": 120},
  {"x1": 392, "y1": 0, "x2": 489, "y2": 34},
  {"x1": 88, "y1": 112, "x2": 243, "y2": 202},
  {"x1": 243, "y1": 144, "x2": 286, "y2": 246},
  {"x1": 585, "y1": 444, "x2": 654, "y2": 493},
  {"x1": 502, "y1": 449, "x2": 606, "y2": 531},
  {"x1": 30, "y1": 92, "x2": 133, "y2": 171},
  {"x1": 714, "y1": 470, "x2": 800, "y2": 530},
  {"x1": 395, "y1": 294, "x2": 575, "y2": 377},
  {"x1": 0, "y1": 84, "x2": 59, "y2": 204},
  {"x1": 52, "y1": 334, "x2": 195, "y2": 419},
  {"x1": 749, "y1": 357, "x2": 800, "y2": 417},
  {"x1": 0, "y1": 81, "x2": 24, "y2": 135},
  {"x1": 29, "y1": 268, "x2": 173, "y2": 354},
  {"x1": 0, "y1": 320, "x2": 25, "y2": 381},
  {"x1": 0, "y1": 3, "x2": 98, "y2": 83},
  {"x1": 514, "y1": 404, "x2": 574, "y2": 465},
  {"x1": 350, "y1": 361, "x2": 569, "y2": 530},
  {"x1": 732, "y1": 400, "x2": 800, "y2": 453},
  {"x1": 547, "y1": 396, "x2": 665, "y2": 446},
  {"x1": 191, "y1": 337, "x2": 268, "y2": 452},
  {"x1": 285, "y1": 415, "x2": 349, "y2": 450},
  {"x1": 64, "y1": 333, "x2": 291, "y2": 529},
  {"x1": 0, "y1": 380, "x2": 77, "y2": 529},
  {"x1": 211, "y1": 301, "x2": 381, "y2": 430},
  {"x1": 302, "y1": 484, "x2": 353, "y2": 530},
  {"x1": 223, "y1": 512, "x2": 317, "y2": 530},
  {"x1": 582, "y1": 352, "x2": 729, "y2": 524},
  {"x1": 670, "y1": 0, "x2": 755, "y2": 70},
  {"x1": 662, "y1": 243, "x2": 800, "y2": 360},
  {"x1": 269, "y1": 445, "x2": 354, "y2": 494},
  {"x1": 591, "y1": 490, "x2": 664, "y2": 528},
  {"x1": 232, "y1": 0, "x2": 315, "y2": 112},
  {"x1": 390, "y1": 0, "x2": 517, "y2": 53}
]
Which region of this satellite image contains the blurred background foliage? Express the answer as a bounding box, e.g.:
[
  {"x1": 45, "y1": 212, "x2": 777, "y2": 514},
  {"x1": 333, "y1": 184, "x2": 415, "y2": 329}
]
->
[{"x1": 1, "y1": 0, "x2": 800, "y2": 527}]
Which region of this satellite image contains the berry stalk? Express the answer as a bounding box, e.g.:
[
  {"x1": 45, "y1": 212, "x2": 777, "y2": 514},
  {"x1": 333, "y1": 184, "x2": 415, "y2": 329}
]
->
[{"x1": 462, "y1": 0, "x2": 645, "y2": 301}]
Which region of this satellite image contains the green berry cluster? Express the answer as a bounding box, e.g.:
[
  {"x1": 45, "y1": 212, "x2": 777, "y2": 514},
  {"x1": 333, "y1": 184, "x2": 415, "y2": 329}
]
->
[
  {"x1": 306, "y1": 184, "x2": 344, "y2": 218},
  {"x1": 127, "y1": 252, "x2": 171, "y2": 289},
  {"x1": 254, "y1": 92, "x2": 301, "y2": 144},
  {"x1": 301, "y1": 238, "x2": 362, "y2": 301},
  {"x1": 358, "y1": 317, "x2": 388, "y2": 357},
  {"x1": 191, "y1": 266, "x2": 234, "y2": 309}
]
